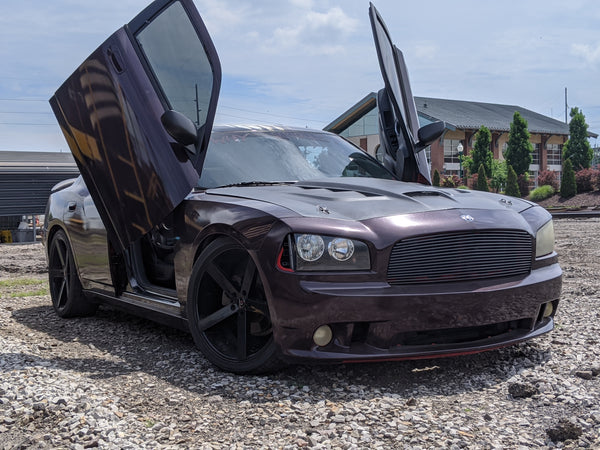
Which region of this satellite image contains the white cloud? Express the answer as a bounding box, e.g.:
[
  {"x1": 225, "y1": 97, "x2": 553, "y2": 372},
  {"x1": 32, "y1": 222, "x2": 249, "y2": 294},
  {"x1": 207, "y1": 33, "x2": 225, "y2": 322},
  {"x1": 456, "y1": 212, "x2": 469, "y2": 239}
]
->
[
  {"x1": 412, "y1": 43, "x2": 438, "y2": 61},
  {"x1": 195, "y1": 0, "x2": 248, "y2": 34},
  {"x1": 290, "y1": 0, "x2": 314, "y2": 8},
  {"x1": 263, "y1": 6, "x2": 359, "y2": 55},
  {"x1": 2, "y1": 0, "x2": 600, "y2": 150},
  {"x1": 572, "y1": 43, "x2": 600, "y2": 65}
]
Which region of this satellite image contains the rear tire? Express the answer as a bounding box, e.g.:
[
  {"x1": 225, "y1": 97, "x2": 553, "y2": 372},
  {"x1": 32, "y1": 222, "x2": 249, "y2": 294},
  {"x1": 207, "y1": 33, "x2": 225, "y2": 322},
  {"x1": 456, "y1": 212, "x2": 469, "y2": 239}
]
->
[
  {"x1": 187, "y1": 237, "x2": 283, "y2": 374},
  {"x1": 48, "y1": 230, "x2": 97, "y2": 318}
]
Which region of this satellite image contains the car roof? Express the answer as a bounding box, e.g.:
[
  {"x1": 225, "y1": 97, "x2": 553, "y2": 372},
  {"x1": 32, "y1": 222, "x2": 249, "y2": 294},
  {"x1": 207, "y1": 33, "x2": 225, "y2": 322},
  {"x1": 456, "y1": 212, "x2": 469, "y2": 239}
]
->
[{"x1": 211, "y1": 125, "x2": 331, "y2": 135}]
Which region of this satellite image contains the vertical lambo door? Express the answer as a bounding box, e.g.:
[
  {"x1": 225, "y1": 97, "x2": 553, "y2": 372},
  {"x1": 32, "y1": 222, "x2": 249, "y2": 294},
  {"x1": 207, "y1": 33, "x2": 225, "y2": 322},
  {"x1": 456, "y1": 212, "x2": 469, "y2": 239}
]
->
[
  {"x1": 370, "y1": 3, "x2": 444, "y2": 184},
  {"x1": 50, "y1": 0, "x2": 221, "y2": 255}
]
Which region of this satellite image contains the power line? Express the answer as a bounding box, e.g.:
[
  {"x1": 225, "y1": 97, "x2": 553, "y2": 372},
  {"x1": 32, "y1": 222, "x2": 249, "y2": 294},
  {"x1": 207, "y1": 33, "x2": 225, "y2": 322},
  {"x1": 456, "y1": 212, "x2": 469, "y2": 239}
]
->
[
  {"x1": 0, "y1": 111, "x2": 53, "y2": 115},
  {"x1": 0, "y1": 123, "x2": 56, "y2": 126},
  {"x1": 218, "y1": 105, "x2": 324, "y2": 124},
  {"x1": 0, "y1": 97, "x2": 328, "y2": 123},
  {"x1": 0, "y1": 98, "x2": 47, "y2": 102}
]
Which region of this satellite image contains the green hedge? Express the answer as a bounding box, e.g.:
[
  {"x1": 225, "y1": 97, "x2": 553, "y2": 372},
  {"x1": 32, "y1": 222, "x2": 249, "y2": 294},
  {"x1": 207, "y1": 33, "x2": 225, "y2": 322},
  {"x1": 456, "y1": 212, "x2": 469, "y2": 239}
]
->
[{"x1": 529, "y1": 185, "x2": 555, "y2": 202}]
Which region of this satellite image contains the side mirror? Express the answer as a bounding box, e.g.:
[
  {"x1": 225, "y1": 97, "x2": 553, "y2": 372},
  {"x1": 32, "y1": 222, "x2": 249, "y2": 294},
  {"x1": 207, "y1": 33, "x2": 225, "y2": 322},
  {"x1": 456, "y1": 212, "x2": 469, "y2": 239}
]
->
[
  {"x1": 161, "y1": 110, "x2": 198, "y2": 148},
  {"x1": 415, "y1": 121, "x2": 445, "y2": 153}
]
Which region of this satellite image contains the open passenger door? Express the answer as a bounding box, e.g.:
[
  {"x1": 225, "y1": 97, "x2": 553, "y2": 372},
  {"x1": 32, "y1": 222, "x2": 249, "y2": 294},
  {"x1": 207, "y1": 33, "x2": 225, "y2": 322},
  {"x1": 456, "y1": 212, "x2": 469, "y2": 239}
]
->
[
  {"x1": 369, "y1": 3, "x2": 444, "y2": 185},
  {"x1": 50, "y1": 0, "x2": 221, "y2": 251}
]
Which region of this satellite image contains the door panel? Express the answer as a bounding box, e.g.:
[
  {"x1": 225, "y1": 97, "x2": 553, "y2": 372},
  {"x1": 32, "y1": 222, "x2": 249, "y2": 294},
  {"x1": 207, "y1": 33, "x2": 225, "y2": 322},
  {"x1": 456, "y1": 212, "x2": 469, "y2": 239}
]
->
[
  {"x1": 50, "y1": 0, "x2": 221, "y2": 251},
  {"x1": 369, "y1": 4, "x2": 430, "y2": 184}
]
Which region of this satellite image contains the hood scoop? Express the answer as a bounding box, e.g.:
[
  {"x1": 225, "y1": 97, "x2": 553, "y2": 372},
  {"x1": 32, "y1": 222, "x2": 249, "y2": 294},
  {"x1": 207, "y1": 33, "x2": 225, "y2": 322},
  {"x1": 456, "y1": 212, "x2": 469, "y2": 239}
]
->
[
  {"x1": 404, "y1": 190, "x2": 454, "y2": 199},
  {"x1": 296, "y1": 185, "x2": 385, "y2": 198},
  {"x1": 402, "y1": 189, "x2": 459, "y2": 209}
]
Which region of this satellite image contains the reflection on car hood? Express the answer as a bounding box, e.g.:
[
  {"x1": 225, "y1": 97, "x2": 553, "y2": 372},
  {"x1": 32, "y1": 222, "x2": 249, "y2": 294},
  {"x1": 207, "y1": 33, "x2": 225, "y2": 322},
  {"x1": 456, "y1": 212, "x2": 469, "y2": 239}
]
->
[{"x1": 206, "y1": 178, "x2": 534, "y2": 221}]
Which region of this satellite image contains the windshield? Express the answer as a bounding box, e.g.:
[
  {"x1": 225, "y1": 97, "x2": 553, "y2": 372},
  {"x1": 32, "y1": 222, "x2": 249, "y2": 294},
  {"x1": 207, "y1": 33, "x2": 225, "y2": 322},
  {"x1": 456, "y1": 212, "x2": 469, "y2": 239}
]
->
[{"x1": 197, "y1": 129, "x2": 395, "y2": 188}]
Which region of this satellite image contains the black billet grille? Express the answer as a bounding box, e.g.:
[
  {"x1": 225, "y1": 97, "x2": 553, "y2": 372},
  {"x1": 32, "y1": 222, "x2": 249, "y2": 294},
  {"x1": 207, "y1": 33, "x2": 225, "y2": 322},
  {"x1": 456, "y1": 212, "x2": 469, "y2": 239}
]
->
[{"x1": 387, "y1": 230, "x2": 533, "y2": 285}]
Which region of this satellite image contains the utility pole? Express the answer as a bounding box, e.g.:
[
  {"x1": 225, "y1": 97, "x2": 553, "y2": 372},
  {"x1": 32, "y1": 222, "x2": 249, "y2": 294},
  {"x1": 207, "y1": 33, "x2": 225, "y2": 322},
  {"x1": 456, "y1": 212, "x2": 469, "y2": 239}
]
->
[
  {"x1": 195, "y1": 84, "x2": 200, "y2": 126},
  {"x1": 564, "y1": 87, "x2": 568, "y2": 124}
]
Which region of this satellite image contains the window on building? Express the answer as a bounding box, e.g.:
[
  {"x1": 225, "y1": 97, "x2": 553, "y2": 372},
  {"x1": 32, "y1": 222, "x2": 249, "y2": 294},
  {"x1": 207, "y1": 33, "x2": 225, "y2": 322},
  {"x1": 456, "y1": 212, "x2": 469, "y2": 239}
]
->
[
  {"x1": 531, "y1": 143, "x2": 540, "y2": 165},
  {"x1": 529, "y1": 170, "x2": 538, "y2": 189},
  {"x1": 444, "y1": 139, "x2": 461, "y2": 163},
  {"x1": 375, "y1": 144, "x2": 384, "y2": 163},
  {"x1": 359, "y1": 138, "x2": 367, "y2": 151},
  {"x1": 339, "y1": 108, "x2": 378, "y2": 138},
  {"x1": 547, "y1": 143, "x2": 562, "y2": 165}
]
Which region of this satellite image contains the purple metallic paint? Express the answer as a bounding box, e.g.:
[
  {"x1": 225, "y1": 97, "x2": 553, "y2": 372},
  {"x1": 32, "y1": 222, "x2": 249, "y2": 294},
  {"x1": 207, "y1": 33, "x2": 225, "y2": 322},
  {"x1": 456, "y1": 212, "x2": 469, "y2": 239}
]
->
[
  {"x1": 49, "y1": 0, "x2": 221, "y2": 252},
  {"x1": 44, "y1": 0, "x2": 562, "y2": 372}
]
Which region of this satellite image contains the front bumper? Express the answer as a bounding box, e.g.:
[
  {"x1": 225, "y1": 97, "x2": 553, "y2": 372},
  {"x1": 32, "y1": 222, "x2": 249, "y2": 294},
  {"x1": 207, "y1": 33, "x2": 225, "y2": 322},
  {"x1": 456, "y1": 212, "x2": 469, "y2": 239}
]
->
[{"x1": 269, "y1": 262, "x2": 562, "y2": 363}]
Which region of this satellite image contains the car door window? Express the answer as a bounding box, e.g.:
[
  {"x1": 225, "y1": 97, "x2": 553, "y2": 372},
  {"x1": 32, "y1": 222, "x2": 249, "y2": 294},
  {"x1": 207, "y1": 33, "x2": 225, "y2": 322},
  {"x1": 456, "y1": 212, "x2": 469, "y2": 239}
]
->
[
  {"x1": 136, "y1": 1, "x2": 213, "y2": 127},
  {"x1": 373, "y1": 24, "x2": 408, "y2": 128}
]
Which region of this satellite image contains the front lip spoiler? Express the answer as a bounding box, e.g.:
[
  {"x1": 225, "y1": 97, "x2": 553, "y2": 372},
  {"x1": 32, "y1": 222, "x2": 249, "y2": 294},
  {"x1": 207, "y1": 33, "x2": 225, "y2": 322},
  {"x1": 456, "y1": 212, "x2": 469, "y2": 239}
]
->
[{"x1": 281, "y1": 318, "x2": 554, "y2": 364}]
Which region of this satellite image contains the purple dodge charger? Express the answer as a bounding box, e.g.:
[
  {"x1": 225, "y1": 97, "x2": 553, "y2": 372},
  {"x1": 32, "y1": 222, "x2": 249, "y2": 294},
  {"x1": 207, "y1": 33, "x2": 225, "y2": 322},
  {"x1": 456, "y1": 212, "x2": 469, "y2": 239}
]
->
[{"x1": 43, "y1": 0, "x2": 561, "y2": 373}]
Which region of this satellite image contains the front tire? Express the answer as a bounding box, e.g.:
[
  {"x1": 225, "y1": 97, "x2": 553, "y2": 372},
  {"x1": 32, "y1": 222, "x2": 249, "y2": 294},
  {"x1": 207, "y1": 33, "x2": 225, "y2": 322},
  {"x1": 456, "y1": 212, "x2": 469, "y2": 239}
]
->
[
  {"x1": 48, "y1": 230, "x2": 97, "y2": 318},
  {"x1": 187, "y1": 237, "x2": 282, "y2": 374}
]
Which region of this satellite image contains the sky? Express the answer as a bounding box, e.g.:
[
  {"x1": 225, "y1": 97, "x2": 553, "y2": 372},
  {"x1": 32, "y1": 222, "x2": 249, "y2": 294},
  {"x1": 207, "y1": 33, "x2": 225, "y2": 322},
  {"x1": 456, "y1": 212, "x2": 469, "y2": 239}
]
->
[{"x1": 1, "y1": 0, "x2": 599, "y2": 152}]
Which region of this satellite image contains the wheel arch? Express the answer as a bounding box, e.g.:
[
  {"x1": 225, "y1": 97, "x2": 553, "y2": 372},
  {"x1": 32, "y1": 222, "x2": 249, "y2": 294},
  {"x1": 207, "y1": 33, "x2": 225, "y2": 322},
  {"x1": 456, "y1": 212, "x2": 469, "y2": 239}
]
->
[
  {"x1": 184, "y1": 234, "x2": 282, "y2": 373},
  {"x1": 46, "y1": 222, "x2": 70, "y2": 256},
  {"x1": 178, "y1": 220, "x2": 281, "y2": 313},
  {"x1": 46, "y1": 223, "x2": 89, "y2": 285}
]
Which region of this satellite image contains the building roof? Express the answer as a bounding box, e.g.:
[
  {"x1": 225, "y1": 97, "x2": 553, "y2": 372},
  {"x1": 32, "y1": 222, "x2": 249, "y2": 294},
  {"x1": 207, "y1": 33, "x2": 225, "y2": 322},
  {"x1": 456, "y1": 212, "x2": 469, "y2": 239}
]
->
[
  {"x1": 325, "y1": 93, "x2": 377, "y2": 134},
  {"x1": 416, "y1": 97, "x2": 574, "y2": 136},
  {"x1": 0, "y1": 151, "x2": 77, "y2": 174},
  {"x1": 325, "y1": 92, "x2": 598, "y2": 138},
  {"x1": 0, "y1": 151, "x2": 79, "y2": 216}
]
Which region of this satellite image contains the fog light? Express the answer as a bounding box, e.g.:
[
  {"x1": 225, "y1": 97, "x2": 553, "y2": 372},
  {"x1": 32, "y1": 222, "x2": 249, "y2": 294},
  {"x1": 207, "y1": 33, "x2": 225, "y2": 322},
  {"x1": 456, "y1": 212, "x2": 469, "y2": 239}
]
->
[
  {"x1": 543, "y1": 302, "x2": 554, "y2": 318},
  {"x1": 313, "y1": 325, "x2": 333, "y2": 347}
]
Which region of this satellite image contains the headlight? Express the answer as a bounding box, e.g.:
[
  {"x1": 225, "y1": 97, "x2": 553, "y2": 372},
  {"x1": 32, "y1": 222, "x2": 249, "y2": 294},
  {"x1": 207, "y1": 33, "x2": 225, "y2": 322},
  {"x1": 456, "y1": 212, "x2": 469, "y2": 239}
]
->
[
  {"x1": 293, "y1": 234, "x2": 370, "y2": 271},
  {"x1": 535, "y1": 220, "x2": 555, "y2": 257},
  {"x1": 328, "y1": 238, "x2": 354, "y2": 261},
  {"x1": 296, "y1": 234, "x2": 325, "y2": 262}
]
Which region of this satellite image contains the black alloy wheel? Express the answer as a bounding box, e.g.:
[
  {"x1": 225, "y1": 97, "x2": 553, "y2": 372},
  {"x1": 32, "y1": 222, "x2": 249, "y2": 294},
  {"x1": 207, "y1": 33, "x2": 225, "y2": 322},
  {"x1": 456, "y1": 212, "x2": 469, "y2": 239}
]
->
[
  {"x1": 187, "y1": 237, "x2": 281, "y2": 373},
  {"x1": 48, "y1": 230, "x2": 97, "y2": 317}
]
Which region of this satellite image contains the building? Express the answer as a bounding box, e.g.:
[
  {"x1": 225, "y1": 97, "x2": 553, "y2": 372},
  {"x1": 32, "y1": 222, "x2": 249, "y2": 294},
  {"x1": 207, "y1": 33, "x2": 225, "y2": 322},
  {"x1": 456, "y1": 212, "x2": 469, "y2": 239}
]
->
[
  {"x1": 324, "y1": 93, "x2": 598, "y2": 185},
  {"x1": 0, "y1": 151, "x2": 78, "y2": 242}
]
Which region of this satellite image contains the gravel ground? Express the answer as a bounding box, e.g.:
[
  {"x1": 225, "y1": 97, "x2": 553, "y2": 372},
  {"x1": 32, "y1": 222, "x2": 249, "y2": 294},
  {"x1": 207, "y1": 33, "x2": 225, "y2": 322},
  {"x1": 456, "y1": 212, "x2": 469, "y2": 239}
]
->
[{"x1": 0, "y1": 218, "x2": 599, "y2": 449}]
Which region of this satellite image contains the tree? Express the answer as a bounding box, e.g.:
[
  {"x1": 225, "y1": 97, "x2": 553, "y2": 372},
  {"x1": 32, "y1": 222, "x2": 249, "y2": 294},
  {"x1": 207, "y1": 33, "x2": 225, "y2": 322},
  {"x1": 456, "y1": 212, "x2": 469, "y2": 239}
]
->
[
  {"x1": 563, "y1": 107, "x2": 593, "y2": 170},
  {"x1": 490, "y1": 159, "x2": 507, "y2": 193},
  {"x1": 537, "y1": 170, "x2": 558, "y2": 191},
  {"x1": 476, "y1": 164, "x2": 489, "y2": 191},
  {"x1": 464, "y1": 126, "x2": 493, "y2": 178},
  {"x1": 560, "y1": 159, "x2": 577, "y2": 198},
  {"x1": 432, "y1": 169, "x2": 440, "y2": 187},
  {"x1": 505, "y1": 111, "x2": 533, "y2": 176},
  {"x1": 517, "y1": 174, "x2": 530, "y2": 198},
  {"x1": 505, "y1": 165, "x2": 521, "y2": 197}
]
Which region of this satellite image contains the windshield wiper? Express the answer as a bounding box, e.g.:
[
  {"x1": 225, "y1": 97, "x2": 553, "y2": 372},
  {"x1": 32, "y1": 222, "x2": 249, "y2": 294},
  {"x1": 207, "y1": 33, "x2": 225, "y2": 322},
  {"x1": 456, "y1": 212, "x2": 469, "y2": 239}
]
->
[{"x1": 215, "y1": 181, "x2": 296, "y2": 189}]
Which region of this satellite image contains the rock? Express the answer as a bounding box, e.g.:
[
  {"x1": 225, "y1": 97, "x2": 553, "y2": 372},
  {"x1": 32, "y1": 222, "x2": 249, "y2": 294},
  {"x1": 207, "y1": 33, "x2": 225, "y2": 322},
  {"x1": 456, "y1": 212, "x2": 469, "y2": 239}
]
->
[
  {"x1": 575, "y1": 370, "x2": 593, "y2": 380},
  {"x1": 508, "y1": 382, "x2": 538, "y2": 398},
  {"x1": 1, "y1": 220, "x2": 600, "y2": 449},
  {"x1": 546, "y1": 419, "x2": 583, "y2": 442}
]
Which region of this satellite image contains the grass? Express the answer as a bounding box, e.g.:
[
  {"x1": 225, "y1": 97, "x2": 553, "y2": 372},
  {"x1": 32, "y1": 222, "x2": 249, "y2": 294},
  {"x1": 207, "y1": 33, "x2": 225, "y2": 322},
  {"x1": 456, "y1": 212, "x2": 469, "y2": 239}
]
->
[
  {"x1": 10, "y1": 287, "x2": 49, "y2": 298},
  {"x1": 0, "y1": 277, "x2": 48, "y2": 298},
  {"x1": 0, "y1": 278, "x2": 43, "y2": 288}
]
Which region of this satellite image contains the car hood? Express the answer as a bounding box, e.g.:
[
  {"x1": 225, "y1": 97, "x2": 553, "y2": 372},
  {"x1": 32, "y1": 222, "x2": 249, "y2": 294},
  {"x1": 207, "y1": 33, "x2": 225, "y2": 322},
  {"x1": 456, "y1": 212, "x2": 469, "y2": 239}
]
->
[{"x1": 206, "y1": 178, "x2": 534, "y2": 221}]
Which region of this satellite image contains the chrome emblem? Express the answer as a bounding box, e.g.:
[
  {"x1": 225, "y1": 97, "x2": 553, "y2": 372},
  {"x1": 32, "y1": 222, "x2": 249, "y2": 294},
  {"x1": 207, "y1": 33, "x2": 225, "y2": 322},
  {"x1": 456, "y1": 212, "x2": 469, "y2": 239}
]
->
[{"x1": 460, "y1": 214, "x2": 474, "y2": 222}]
